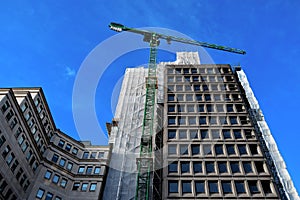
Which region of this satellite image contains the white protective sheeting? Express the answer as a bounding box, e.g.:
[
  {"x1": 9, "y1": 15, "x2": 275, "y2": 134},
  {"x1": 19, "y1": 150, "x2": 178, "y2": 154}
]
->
[{"x1": 237, "y1": 70, "x2": 299, "y2": 200}]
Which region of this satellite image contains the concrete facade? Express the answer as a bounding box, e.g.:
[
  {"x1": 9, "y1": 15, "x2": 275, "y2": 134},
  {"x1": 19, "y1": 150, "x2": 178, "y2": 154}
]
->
[{"x1": 0, "y1": 88, "x2": 110, "y2": 200}]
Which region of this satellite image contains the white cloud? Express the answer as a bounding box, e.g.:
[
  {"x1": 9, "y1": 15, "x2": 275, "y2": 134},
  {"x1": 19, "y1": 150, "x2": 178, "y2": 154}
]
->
[{"x1": 65, "y1": 67, "x2": 76, "y2": 77}]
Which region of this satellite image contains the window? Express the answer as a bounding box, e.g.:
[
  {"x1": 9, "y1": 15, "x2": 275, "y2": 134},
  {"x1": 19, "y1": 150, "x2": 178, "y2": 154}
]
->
[
  {"x1": 178, "y1": 117, "x2": 186, "y2": 125},
  {"x1": 60, "y1": 178, "x2": 67, "y2": 188},
  {"x1": 21, "y1": 142, "x2": 28, "y2": 152},
  {"x1": 98, "y1": 152, "x2": 104, "y2": 158},
  {"x1": 14, "y1": 127, "x2": 22, "y2": 138},
  {"x1": 188, "y1": 116, "x2": 196, "y2": 125},
  {"x1": 218, "y1": 162, "x2": 228, "y2": 173},
  {"x1": 94, "y1": 167, "x2": 101, "y2": 174},
  {"x1": 203, "y1": 144, "x2": 212, "y2": 155},
  {"x1": 180, "y1": 144, "x2": 188, "y2": 155},
  {"x1": 193, "y1": 162, "x2": 202, "y2": 173},
  {"x1": 72, "y1": 147, "x2": 78, "y2": 155},
  {"x1": 232, "y1": 130, "x2": 242, "y2": 140},
  {"x1": 1, "y1": 101, "x2": 10, "y2": 113},
  {"x1": 194, "y1": 85, "x2": 200, "y2": 91},
  {"x1": 52, "y1": 174, "x2": 60, "y2": 184},
  {"x1": 182, "y1": 181, "x2": 192, "y2": 193},
  {"x1": 168, "y1": 116, "x2": 176, "y2": 125},
  {"x1": 59, "y1": 158, "x2": 66, "y2": 167},
  {"x1": 195, "y1": 181, "x2": 205, "y2": 194},
  {"x1": 67, "y1": 162, "x2": 73, "y2": 171},
  {"x1": 230, "y1": 162, "x2": 240, "y2": 173},
  {"x1": 168, "y1": 130, "x2": 176, "y2": 139},
  {"x1": 51, "y1": 154, "x2": 59, "y2": 163},
  {"x1": 177, "y1": 94, "x2": 184, "y2": 101},
  {"x1": 185, "y1": 85, "x2": 192, "y2": 91},
  {"x1": 206, "y1": 162, "x2": 215, "y2": 173},
  {"x1": 211, "y1": 130, "x2": 220, "y2": 139},
  {"x1": 238, "y1": 145, "x2": 247, "y2": 155},
  {"x1": 235, "y1": 181, "x2": 246, "y2": 194},
  {"x1": 199, "y1": 117, "x2": 207, "y2": 125},
  {"x1": 209, "y1": 181, "x2": 219, "y2": 194},
  {"x1": 230, "y1": 116, "x2": 238, "y2": 124},
  {"x1": 243, "y1": 162, "x2": 253, "y2": 173},
  {"x1": 191, "y1": 144, "x2": 200, "y2": 155},
  {"x1": 204, "y1": 94, "x2": 211, "y2": 101},
  {"x1": 6, "y1": 153, "x2": 15, "y2": 165},
  {"x1": 44, "y1": 170, "x2": 52, "y2": 179},
  {"x1": 201, "y1": 130, "x2": 209, "y2": 139},
  {"x1": 58, "y1": 140, "x2": 65, "y2": 148},
  {"x1": 181, "y1": 162, "x2": 190, "y2": 173},
  {"x1": 9, "y1": 118, "x2": 18, "y2": 129},
  {"x1": 261, "y1": 180, "x2": 272, "y2": 194},
  {"x1": 226, "y1": 104, "x2": 234, "y2": 112},
  {"x1": 219, "y1": 116, "x2": 228, "y2": 124},
  {"x1": 226, "y1": 145, "x2": 235, "y2": 155},
  {"x1": 168, "y1": 105, "x2": 175, "y2": 112},
  {"x1": 249, "y1": 144, "x2": 258, "y2": 155},
  {"x1": 23, "y1": 180, "x2": 30, "y2": 191},
  {"x1": 82, "y1": 152, "x2": 89, "y2": 159},
  {"x1": 168, "y1": 162, "x2": 178, "y2": 173},
  {"x1": 24, "y1": 111, "x2": 31, "y2": 121},
  {"x1": 168, "y1": 94, "x2": 175, "y2": 101},
  {"x1": 2, "y1": 145, "x2": 11, "y2": 158},
  {"x1": 198, "y1": 104, "x2": 204, "y2": 112},
  {"x1": 209, "y1": 116, "x2": 217, "y2": 125},
  {"x1": 65, "y1": 144, "x2": 72, "y2": 151},
  {"x1": 78, "y1": 166, "x2": 85, "y2": 174},
  {"x1": 179, "y1": 130, "x2": 187, "y2": 139},
  {"x1": 81, "y1": 183, "x2": 88, "y2": 191},
  {"x1": 26, "y1": 150, "x2": 32, "y2": 161},
  {"x1": 190, "y1": 130, "x2": 198, "y2": 139},
  {"x1": 196, "y1": 94, "x2": 202, "y2": 101},
  {"x1": 168, "y1": 181, "x2": 178, "y2": 193},
  {"x1": 206, "y1": 104, "x2": 213, "y2": 112},
  {"x1": 191, "y1": 68, "x2": 197, "y2": 74},
  {"x1": 168, "y1": 145, "x2": 176, "y2": 155},
  {"x1": 222, "y1": 181, "x2": 232, "y2": 194},
  {"x1": 45, "y1": 192, "x2": 53, "y2": 200},
  {"x1": 214, "y1": 94, "x2": 221, "y2": 101},
  {"x1": 86, "y1": 166, "x2": 93, "y2": 174},
  {"x1": 72, "y1": 182, "x2": 80, "y2": 190},
  {"x1": 55, "y1": 197, "x2": 62, "y2": 200},
  {"x1": 222, "y1": 130, "x2": 231, "y2": 139},
  {"x1": 36, "y1": 188, "x2": 45, "y2": 199},
  {"x1": 90, "y1": 152, "x2": 97, "y2": 159},
  {"x1": 11, "y1": 160, "x2": 19, "y2": 173},
  {"x1": 255, "y1": 161, "x2": 265, "y2": 173},
  {"x1": 90, "y1": 183, "x2": 97, "y2": 191},
  {"x1": 215, "y1": 144, "x2": 224, "y2": 155},
  {"x1": 249, "y1": 181, "x2": 260, "y2": 194}
]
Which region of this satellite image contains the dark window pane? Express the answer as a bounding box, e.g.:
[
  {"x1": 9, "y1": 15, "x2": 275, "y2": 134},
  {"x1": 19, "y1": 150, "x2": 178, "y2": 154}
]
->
[
  {"x1": 243, "y1": 162, "x2": 253, "y2": 173},
  {"x1": 206, "y1": 162, "x2": 215, "y2": 173},
  {"x1": 198, "y1": 104, "x2": 204, "y2": 112},
  {"x1": 181, "y1": 162, "x2": 190, "y2": 173},
  {"x1": 255, "y1": 161, "x2": 264, "y2": 173},
  {"x1": 182, "y1": 181, "x2": 192, "y2": 193},
  {"x1": 201, "y1": 130, "x2": 209, "y2": 139},
  {"x1": 238, "y1": 145, "x2": 247, "y2": 155},
  {"x1": 168, "y1": 181, "x2": 178, "y2": 193},
  {"x1": 227, "y1": 145, "x2": 235, "y2": 155},
  {"x1": 261, "y1": 180, "x2": 272, "y2": 194},
  {"x1": 193, "y1": 162, "x2": 202, "y2": 173},
  {"x1": 222, "y1": 130, "x2": 231, "y2": 139},
  {"x1": 209, "y1": 181, "x2": 219, "y2": 194},
  {"x1": 218, "y1": 162, "x2": 228, "y2": 173},
  {"x1": 222, "y1": 181, "x2": 232, "y2": 194},
  {"x1": 195, "y1": 181, "x2": 205, "y2": 194},
  {"x1": 234, "y1": 130, "x2": 242, "y2": 139},
  {"x1": 215, "y1": 144, "x2": 224, "y2": 155},
  {"x1": 230, "y1": 162, "x2": 240, "y2": 173},
  {"x1": 249, "y1": 144, "x2": 258, "y2": 155},
  {"x1": 191, "y1": 144, "x2": 200, "y2": 155},
  {"x1": 168, "y1": 162, "x2": 178, "y2": 173},
  {"x1": 249, "y1": 181, "x2": 260, "y2": 194},
  {"x1": 168, "y1": 130, "x2": 176, "y2": 139},
  {"x1": 235, "y1": 181, "x2": 246, "y2": 194}
]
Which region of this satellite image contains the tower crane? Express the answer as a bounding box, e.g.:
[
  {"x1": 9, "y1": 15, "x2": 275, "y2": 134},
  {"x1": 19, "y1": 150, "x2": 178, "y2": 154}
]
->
[{"x1": 108, "y1": 22, "x2": 246, "y2": 200}]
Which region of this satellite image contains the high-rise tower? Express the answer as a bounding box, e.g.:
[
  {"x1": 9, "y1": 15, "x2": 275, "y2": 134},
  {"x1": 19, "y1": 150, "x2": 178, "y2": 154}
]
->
[{"x1": 104, "y1": 52, "x2": 298, "y2": 199}]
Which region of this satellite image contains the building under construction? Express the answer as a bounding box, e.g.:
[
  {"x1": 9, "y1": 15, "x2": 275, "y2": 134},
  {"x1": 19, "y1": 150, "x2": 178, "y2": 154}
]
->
[{"x1": 104, "y1": 52, "x2": 299, "y2": 199}]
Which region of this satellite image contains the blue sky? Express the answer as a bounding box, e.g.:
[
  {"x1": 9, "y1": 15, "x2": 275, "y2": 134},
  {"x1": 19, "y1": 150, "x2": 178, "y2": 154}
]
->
[{"x1": 1, "y1": 0, "x2": 299, "y2": 192}]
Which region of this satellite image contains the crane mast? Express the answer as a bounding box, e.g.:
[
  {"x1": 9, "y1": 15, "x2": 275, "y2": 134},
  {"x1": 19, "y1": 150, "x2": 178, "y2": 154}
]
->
[{"x1": 108, "y1": 22, "x2": 246, "y2": 200}]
